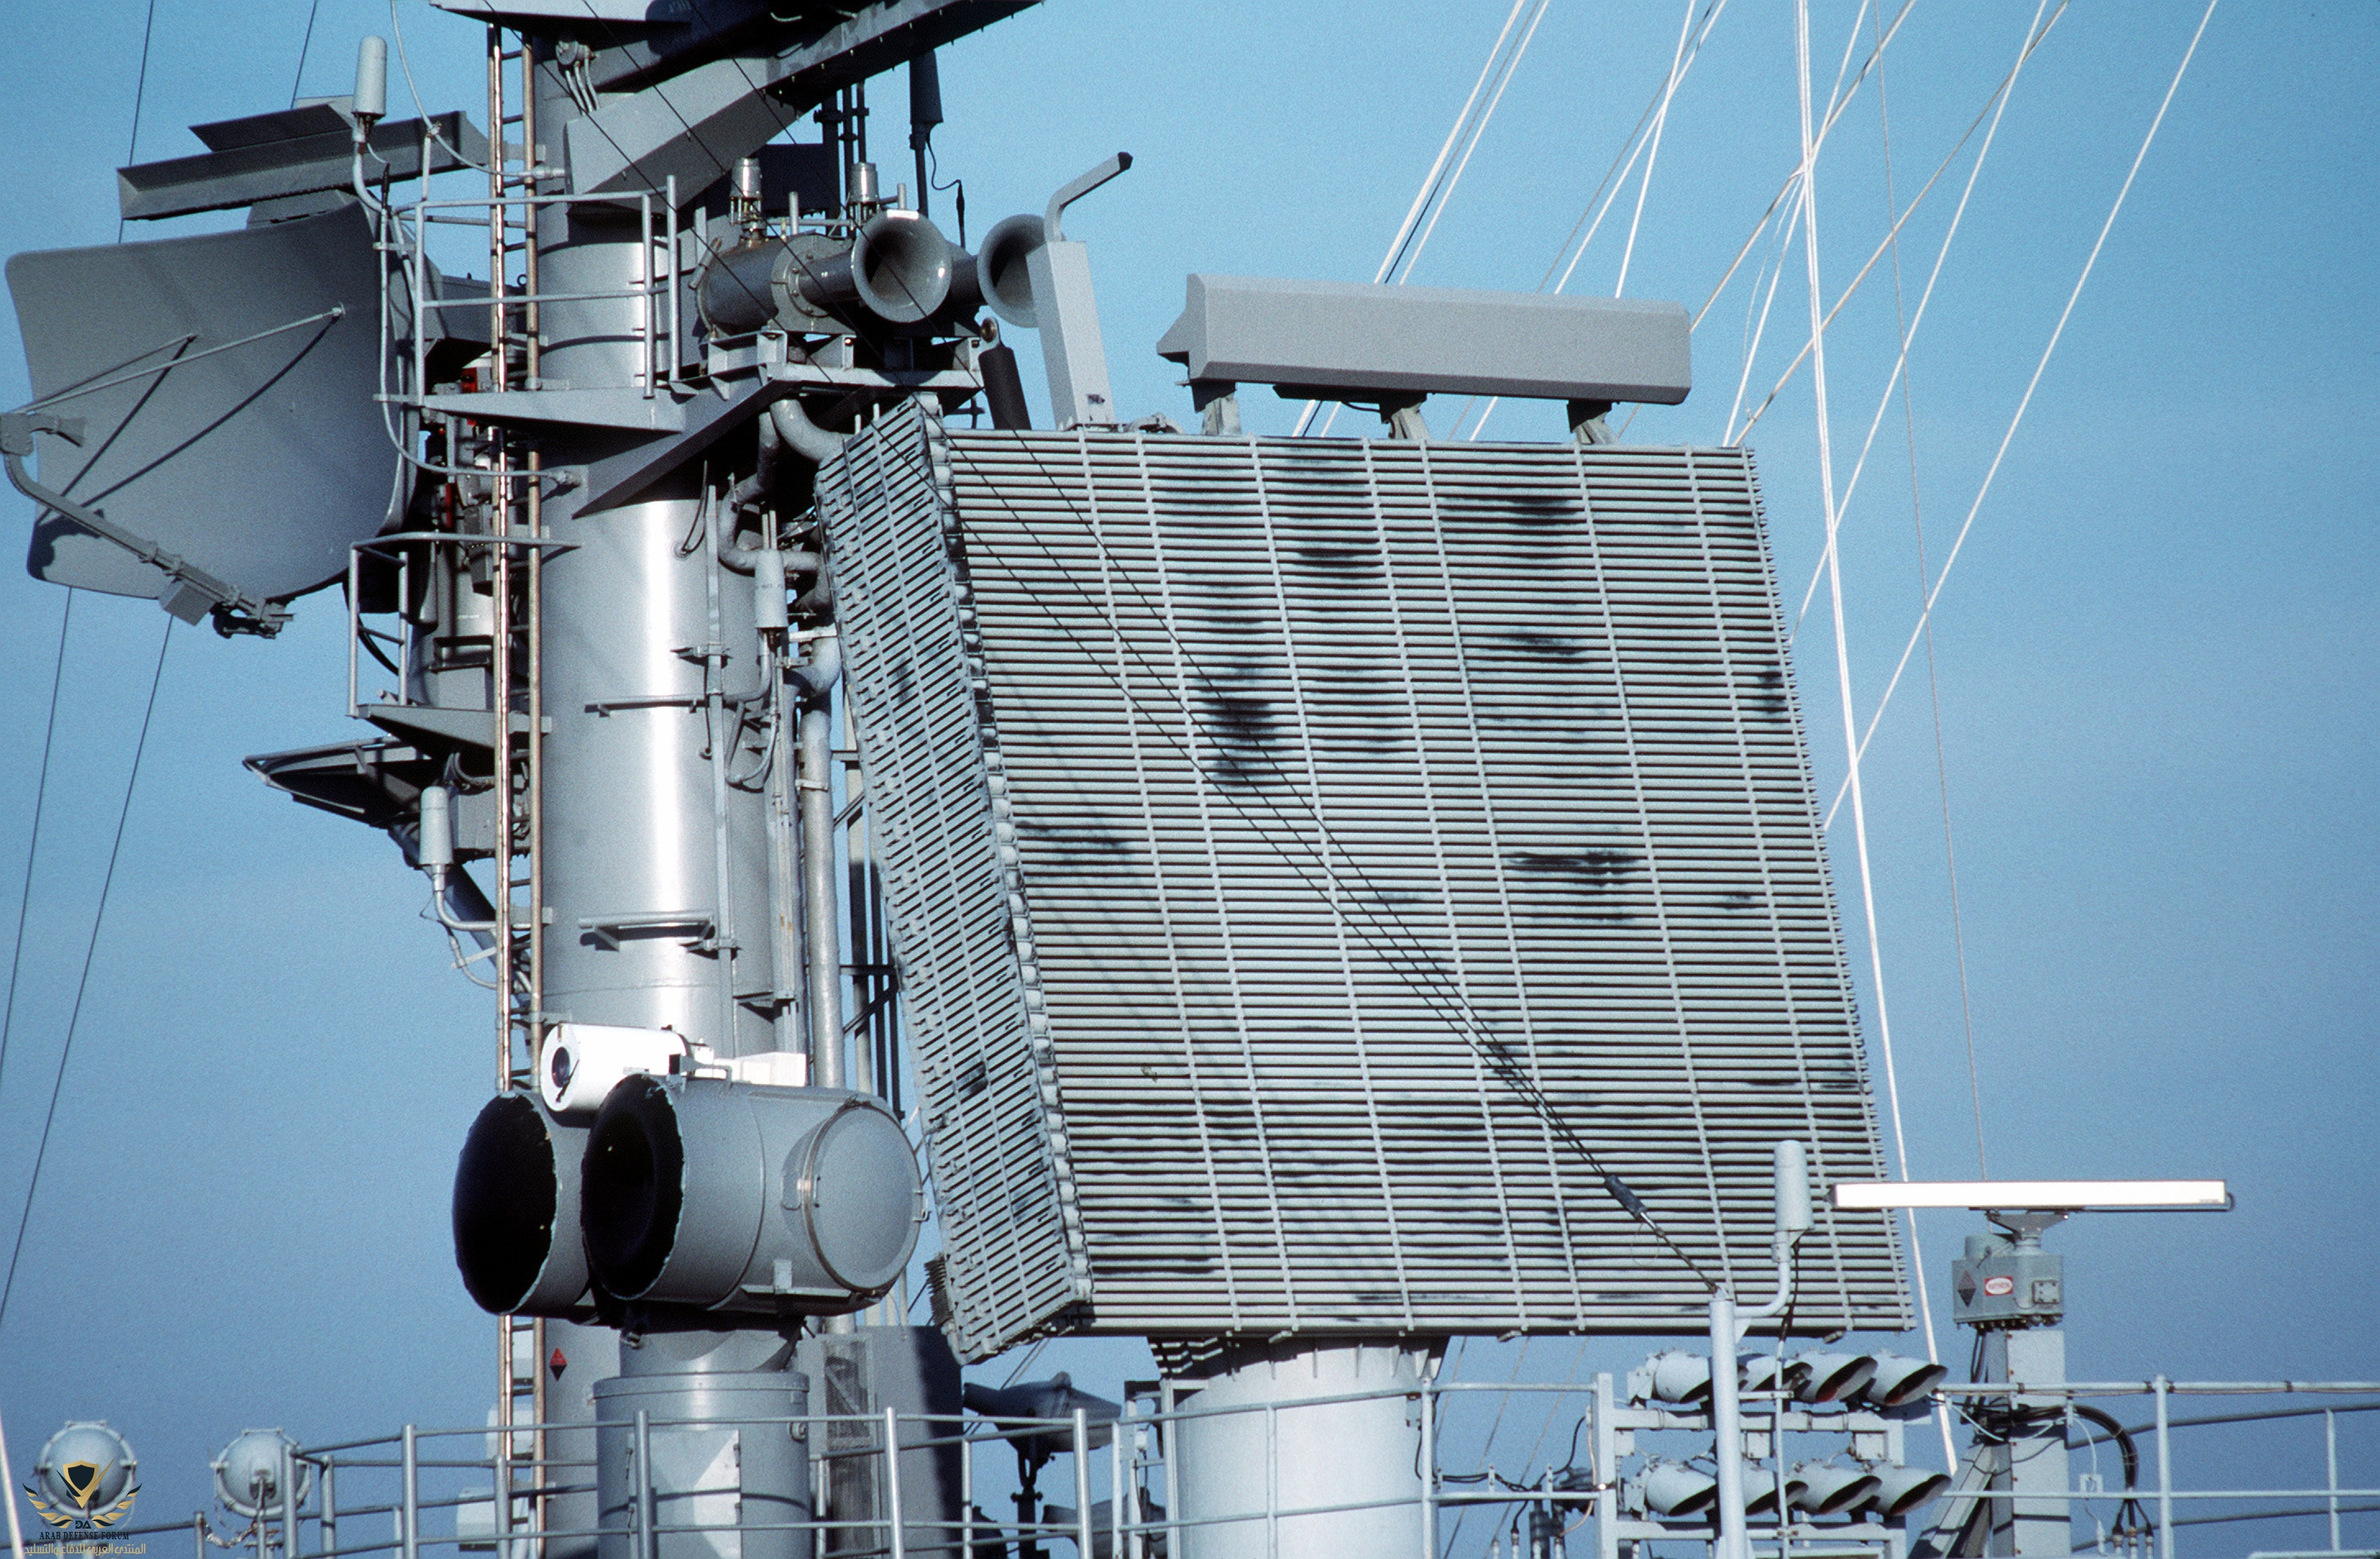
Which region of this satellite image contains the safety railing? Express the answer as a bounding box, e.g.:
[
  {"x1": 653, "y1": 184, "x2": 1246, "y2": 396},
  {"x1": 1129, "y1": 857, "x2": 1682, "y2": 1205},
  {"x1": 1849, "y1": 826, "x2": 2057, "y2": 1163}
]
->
[{"x1": 131, "y1": 1376, "x2": 2377, "y2": 1559}]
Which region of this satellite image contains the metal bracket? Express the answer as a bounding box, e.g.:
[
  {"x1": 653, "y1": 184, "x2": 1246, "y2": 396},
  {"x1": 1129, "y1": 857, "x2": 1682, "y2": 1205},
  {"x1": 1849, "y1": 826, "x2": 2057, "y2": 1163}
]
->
[
  {"x1": 1, "y1": 411, "x2": 289, "y2": 635},
  {"x1": 575, "y1": 911, "x2": 720, "y2": 951}
]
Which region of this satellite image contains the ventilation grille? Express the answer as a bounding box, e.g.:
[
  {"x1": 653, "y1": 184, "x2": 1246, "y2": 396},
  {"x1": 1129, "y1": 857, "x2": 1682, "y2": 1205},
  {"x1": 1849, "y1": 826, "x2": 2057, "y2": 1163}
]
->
[{"x1": 821, "y1": 405, "x2": 1909, "y2": 1360}]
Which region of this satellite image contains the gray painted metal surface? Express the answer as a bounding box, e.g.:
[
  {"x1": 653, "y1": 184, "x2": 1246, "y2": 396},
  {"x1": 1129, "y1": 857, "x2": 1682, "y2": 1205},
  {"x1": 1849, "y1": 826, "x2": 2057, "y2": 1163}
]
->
[
  {"x1": 594, "y1": 1363, "x2": 812, "y2": 1559},
  {"x1": 793, "y1": 1326, "x2": 965, "y2": 1557},
  {"x1": 1155, "y1": 273, "x2": 1692, "y2": 405},
  {"x1": 117, "y1": 104, "x2": 488, "y2": 222},
  {"x1": 1172, "y1": 1343, "x2": 1429, "y2": 1559},
  {"x1": 5, "y1": 203, "x2": 398, "y2": 605},
  {"x1": 820, "y1": 405, "x2": 1907, "y2": 1359}
]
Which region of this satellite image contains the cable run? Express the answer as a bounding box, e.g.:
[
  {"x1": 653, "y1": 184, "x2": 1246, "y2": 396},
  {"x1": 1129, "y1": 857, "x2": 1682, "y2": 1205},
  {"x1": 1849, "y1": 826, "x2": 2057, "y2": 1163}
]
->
[
  {"x1": 0, "y1": 616, "x2": 172, "y2": 1335},
  {"x1": 1819, "y1": 0, "x2": 2222, "y2": 833}
]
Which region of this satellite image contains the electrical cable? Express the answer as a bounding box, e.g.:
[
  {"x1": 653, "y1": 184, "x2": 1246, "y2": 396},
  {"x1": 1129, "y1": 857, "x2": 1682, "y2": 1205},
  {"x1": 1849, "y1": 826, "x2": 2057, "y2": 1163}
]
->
[
  {"x1": 1818, "y1": 0, "x2": 2221, "y2": 833},
  {"x1": 0, "y1": 615, "x2": 172, "y2": 1335},
  {"x1": 0, "y1": 592, "x2": 74, "y2": 1107}
]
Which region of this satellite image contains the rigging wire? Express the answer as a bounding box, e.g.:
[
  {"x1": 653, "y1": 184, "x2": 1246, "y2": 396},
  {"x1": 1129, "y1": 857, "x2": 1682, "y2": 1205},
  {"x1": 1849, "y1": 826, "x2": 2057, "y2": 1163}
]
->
[
  {"x1": 1792, "y1": 0, "x2": 1953, "y2": 1471},
  {"x1": 0, "y1": 593, "x2": 75, "y2": 1106},
  {"x1": 1870, "y1": 5, "x2": 1989, "y2": 1182},
  {"x1": 1452, "y1": 0, "x2": 1730, "y2": 441},
  {"x1": 1780, "y1": 0, "x2": 2075, "y2": 609},
  {"x1": 291, "y1": 0, "x2": 325, "y2": 108},
  {"x1": 1818, "y1": 0, "x2": 2222, "y2": 834},
  {"x1": 117, "y1": 0, "x2": 162, "y2": 244},
  {"x1": 0, "y1": 617, "x2": 173, "y2": 1335},
  {"x1": 1613, "y1": 0, "x2": 1704, "y2": 299},
  {"x1": 1293, "y1": 0, "x2": 1549, "y2": 438},
  {"x1": 1748, "y1": 1, "x2": 2069, "y2": 455}
]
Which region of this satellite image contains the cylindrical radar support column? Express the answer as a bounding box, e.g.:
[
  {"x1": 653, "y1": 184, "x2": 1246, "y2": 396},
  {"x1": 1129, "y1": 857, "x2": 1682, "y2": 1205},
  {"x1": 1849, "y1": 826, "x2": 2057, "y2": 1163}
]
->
[{"x1": 1170, "y1": 1342, "x2": 1432, "y2": 1559}]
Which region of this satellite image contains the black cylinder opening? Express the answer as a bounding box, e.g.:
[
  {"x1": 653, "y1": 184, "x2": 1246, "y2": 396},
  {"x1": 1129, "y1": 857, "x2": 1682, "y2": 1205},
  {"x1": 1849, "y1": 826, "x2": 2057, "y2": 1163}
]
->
[
  {"x1": 452, "y1": 1092, "x2": 561, "y2": 1314},
  {"x1": 581, "y1": 1074, "x2": 684, "y2": 1299}
]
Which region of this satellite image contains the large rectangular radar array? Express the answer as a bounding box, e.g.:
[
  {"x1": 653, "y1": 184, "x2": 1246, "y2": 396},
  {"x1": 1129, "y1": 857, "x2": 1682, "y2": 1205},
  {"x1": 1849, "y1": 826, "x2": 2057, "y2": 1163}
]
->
[{"x1": 820, "y1": 405, "x2": 1909, "y2": 1360}]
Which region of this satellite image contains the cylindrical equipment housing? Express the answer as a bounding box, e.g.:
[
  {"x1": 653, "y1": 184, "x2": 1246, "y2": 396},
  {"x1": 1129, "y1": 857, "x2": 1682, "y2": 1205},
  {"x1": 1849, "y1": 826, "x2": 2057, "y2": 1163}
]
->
[
  {"x1": 580, "y1": 1074, "x2": 921, "y2": 1317},
  {"x1": 1171, "y1": 1342, "x2": 1428, "y2": 1559},
  {"x1": 698, "y1": 214, "x2": 954, "y2": 336},
  {"x1": 453, "y1": 1091, "x2": 593, "y2": 1317},
  {"x1": 595, "y1": 1366, "x2": 812, "y2": 1559}
]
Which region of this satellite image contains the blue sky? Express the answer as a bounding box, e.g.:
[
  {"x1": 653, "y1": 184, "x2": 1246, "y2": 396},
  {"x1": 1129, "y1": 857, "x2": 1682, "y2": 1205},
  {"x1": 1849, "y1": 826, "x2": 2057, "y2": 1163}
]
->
[{"x1": 0, "y1": 0, "x2": 2373, "y2": 1538}]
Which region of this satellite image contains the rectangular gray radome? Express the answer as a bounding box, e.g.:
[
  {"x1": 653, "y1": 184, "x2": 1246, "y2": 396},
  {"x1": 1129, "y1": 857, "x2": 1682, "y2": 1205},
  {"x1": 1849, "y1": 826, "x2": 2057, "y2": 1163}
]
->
[
  {"x1": 819, "y1": 405, "x2": 1908, "y2": 1361},
  {"x1": 1155, "y1": 275, "x2": 1691, "y2": 405}
]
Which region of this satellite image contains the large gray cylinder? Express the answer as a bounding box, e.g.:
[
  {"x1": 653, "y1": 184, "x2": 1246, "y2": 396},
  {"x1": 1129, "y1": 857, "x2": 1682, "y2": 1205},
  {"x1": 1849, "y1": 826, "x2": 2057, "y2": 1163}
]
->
[
  {"x1": 1171, "y1": 1343, "x2": 1430, "y2": 1559},
  {"x1": 595, "y1": 1366, "x2": 812, "y2": 1559},
  {"x1": 579, "y1": 1075, "x2": 922, "y2": 1318}
]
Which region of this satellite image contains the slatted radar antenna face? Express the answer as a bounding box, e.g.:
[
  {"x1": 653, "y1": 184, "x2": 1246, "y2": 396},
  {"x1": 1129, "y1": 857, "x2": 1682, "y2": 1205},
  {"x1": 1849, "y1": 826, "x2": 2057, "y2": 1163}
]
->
[{"x1": 821, "y1": 404, "x2": 1910, "y2": 1360}]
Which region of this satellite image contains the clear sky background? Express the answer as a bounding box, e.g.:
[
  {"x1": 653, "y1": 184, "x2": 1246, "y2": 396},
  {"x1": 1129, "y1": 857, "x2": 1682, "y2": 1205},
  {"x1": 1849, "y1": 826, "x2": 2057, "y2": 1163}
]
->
[{"x1": 0, "y1": 0, "x2": 2373, "y2": 1541}]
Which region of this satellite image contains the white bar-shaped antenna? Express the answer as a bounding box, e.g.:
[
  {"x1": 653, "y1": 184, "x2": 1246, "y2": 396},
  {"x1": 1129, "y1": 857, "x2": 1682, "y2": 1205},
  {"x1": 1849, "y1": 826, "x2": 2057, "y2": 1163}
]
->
[{"x1": 1832, "y1": 1180, "x2": 2228, "y2": 1211}]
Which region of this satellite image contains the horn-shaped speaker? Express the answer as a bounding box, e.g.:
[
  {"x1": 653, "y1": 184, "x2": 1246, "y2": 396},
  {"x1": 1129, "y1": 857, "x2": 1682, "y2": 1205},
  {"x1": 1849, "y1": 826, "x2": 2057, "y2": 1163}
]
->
[
  {"x1": 1790, "y1": 1461, "x2": 1883, "y2": 1516},
  {"x1": 977, "y1": 212, "x2": 1046, "y2": 327},
  {"x1": 1641, "y1": 1460, "x2": 1718, "y2": 1517},
  {"x1": 1646, "y1": 1348, "x2": 1713, "y2": 1404},
  {"x1": 849, "y1": 208, "x2": 953, "y2": 323},
  {"x1": 1743, "y1": 1465, "x2": 1806, "y2": 1516},
  {"x1": 1861, "y1": 1351, "x2": 1950, "y2": 1408},
  {"x1": 1864, "y1": 1464, "x2": 1950, "y2": 1518},
  {"x1": 1792, "y1": 1351, "x2": 1879, "y2": 1403}
]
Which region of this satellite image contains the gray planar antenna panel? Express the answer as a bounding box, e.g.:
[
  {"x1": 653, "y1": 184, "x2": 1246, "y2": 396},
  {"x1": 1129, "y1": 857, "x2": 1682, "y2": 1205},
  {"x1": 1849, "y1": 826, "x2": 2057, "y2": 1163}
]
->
[
  {"x1": 7, "y1": 203, "x2": 397, "y2": 605},
  {"x1": 821, "y1": 405, "x2": 1909, "y2": 1360}
]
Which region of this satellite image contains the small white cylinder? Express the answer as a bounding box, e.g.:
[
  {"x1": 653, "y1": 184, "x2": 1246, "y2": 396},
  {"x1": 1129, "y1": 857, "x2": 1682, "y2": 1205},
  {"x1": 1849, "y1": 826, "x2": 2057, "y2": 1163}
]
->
[
  {"x1": 352, "y1": 36, "x2": 389, "y2": 123},
  {"x1": 540, "y1": 1023, "x2": 686, "y2": 1117},
  {"x1": 1774, "y1": 1139, "x2": 1811, "y2": 1236},
  {"x1": 418, "y1": 784, "x2": 454, "y2": 869}
]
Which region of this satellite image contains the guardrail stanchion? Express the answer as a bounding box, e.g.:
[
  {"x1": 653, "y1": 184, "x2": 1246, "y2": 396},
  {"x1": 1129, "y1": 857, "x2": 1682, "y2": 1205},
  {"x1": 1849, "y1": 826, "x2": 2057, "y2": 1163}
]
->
[
  {"x1": 400, "y1": 1428, "x2": 419, "y2": 1559},
  {"x1": 1073, "y1": 1409, "x2": 1093, "y2": 1559},
  {"x1": 1420, "y1": 1382, "x2": 1437, "y2": 1559},
  {"x1": 634, "y1": 1410, "x2": 655, "y2": 1559},
  {"x1": 2153, "y1": 1378, "x2": 2173, "y2": 1559},
  {"x1": 882, "y1": 1407, "x2": 905, "y2": 1559}
]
